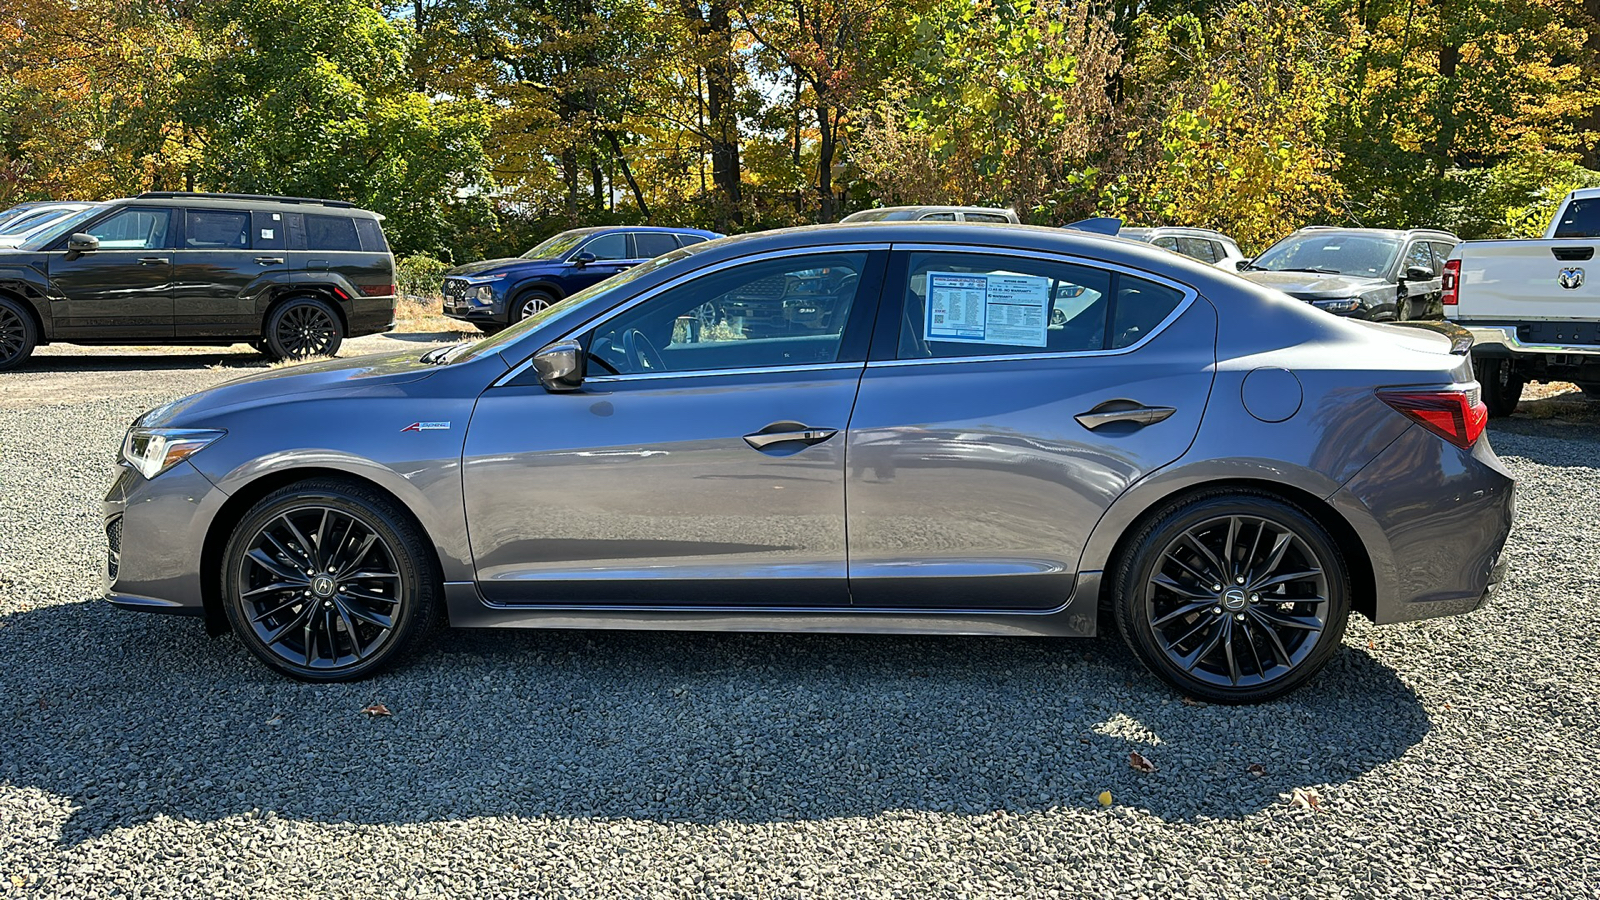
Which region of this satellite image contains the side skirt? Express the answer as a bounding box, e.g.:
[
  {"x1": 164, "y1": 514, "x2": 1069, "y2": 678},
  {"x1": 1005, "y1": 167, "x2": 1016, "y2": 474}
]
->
[{"x1": 441, "y1": 572, "x2": 1103, "y2": 639}]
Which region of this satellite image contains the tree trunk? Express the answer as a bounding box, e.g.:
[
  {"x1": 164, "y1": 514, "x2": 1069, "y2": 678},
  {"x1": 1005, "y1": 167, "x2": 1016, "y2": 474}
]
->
[
  {"x1": 816, "y1": 100, "x2": 836, "y2": 222},
  {"x1": 562, "y1": 147, "x2": 580, "y2": 218},
  {"x1": 606, "y1": 131, "x2": 652, "y2": 221}
]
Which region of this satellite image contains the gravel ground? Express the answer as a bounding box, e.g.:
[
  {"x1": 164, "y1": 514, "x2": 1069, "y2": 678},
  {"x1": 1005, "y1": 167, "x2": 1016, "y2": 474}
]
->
[{"x1": 1, "y1": 346, "x2": 1598, "y2": 899}]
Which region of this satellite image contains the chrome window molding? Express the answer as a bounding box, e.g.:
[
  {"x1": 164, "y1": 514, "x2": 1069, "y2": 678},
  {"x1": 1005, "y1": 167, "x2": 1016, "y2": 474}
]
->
[
  {"x1": 875, "y1": 241, "x2": 1203, "y2": 366},
  {"x1": 584, "y1": 361, "x2": 863, "y2": 384},
  {"x1": 493, "y1": 243, "x2": 892, "y2": 388}
]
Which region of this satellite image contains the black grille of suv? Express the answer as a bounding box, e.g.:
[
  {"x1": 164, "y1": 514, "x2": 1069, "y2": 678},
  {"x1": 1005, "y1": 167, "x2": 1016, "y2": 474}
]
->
[
  {"x1": 106, "y1": 516, "x2": 123, "y2": 581},
  {"x1": 443, "y1": 279, "x2": 467, "y2": 301}
]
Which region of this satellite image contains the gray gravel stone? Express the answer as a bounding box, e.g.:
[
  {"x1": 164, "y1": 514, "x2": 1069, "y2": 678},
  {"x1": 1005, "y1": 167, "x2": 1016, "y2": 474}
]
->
[{"x1": 0, "y1": 346, "x2": 1598, "y2": 898}]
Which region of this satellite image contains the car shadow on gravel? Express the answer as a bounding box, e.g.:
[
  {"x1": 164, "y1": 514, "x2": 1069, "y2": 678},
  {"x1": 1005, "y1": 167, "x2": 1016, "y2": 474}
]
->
[
  {"x1": 20, "y1": 352, "x2": 267, "y2": 373},
  {"x1": 1, "y1": 601, "x2": 1428, "y2": 845}
]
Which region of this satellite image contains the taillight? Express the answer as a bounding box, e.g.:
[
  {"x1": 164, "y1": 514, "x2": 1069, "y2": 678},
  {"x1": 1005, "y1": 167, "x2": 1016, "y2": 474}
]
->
[
  {"x1": 1379, "y1": 388, "x2": 1487, "y2": 449},
  {"x1": 1441, "y1": 258, "x2": 1460, "y2": 306},
  {"x1": 360, "y1": 284, "x2": 395, "y2": 297}
]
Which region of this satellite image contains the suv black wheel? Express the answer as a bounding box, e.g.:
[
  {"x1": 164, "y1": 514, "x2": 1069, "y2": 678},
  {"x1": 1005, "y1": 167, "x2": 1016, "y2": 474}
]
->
[
  {"x1": 0, "y1": 297, "x2": 37, "y2": 372},
  {"x1": 1113, "y1": 492, "x2": 1352, "y2": 704},
  {"x1": 264, "y1": 297, "x2": 344, "y2": 360},
  {"x1": 1476, "y1": 357, "x2": 1522, "y2": 417},
  {"x1": 513, "y1": 289, "x2": 556, "y2": 323},
  {"x1": 221, "y1": 478, "x2": 440, "y2": 681}
]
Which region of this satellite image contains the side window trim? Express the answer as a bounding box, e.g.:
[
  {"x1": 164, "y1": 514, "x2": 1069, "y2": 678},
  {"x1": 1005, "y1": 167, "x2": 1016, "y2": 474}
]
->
[{"x1": 867, "y1": 243, "x2": 1199, "y2": 366}]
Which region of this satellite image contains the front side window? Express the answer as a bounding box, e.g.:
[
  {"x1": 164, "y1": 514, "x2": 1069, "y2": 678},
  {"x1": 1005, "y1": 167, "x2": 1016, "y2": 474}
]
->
[
  {"x1": 918, "y1": 212, "x2": 957, "y2": 221},
  {"x1": 1251, "y1": 233, "x2": 1400, "y2": 277},
  {"x1": 579, "y1": 232, "x2": 628, "y2": 261},
  {"x1": 305, "y1": 214, "x2": 361, "y2": 251},
  {"x1": 589, "y1": 251, "x2": 869, "y2": 376},
  {"x1": 85, "y1": 208, "x2": 171, "y2": 250},
  {"x1": 633, "y1": 232, "x2": 679, "y2": 259},
  {"x1": 1554, "y1": 198, "x2": 1600, "y2": 239},
  {"x1": 896, "y1": 251, "x2": 1184, "y2": 359},
  {"x1": 1404, "y1": 241, "x2": 1436, "y2": 274},
  {"x1": 186, "y1": 210, "x2": 249, "y2": 249},
  {"x1": 1153, "y1": 236, "x2": 1180, "y2": 252}
]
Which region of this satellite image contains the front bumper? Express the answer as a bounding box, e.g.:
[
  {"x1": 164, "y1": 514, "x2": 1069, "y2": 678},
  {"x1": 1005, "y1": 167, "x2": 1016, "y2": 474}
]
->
[
  {"x1": 1457, "y1": 323, "x2": 1600, "y2": 359},
  {"x1": 103, "y1": 461, "x2": 227, "y2": 616},
  {"x1": 442, "y1": 279, "x2": 506, "y2": 326}
]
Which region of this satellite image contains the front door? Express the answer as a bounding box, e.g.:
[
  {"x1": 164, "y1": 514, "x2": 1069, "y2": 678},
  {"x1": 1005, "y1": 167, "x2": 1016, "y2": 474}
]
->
[
  {"x1": 50, "y1": 206, "x2": 175, "y2": 339},
  {"x1": 563, "y1": 231, "x2": 634, "y2": 290},
  {"x1": 462, "y1": 248, "x2": 885, "y2": 606},
  {"x1": 844, "y1": 247, "x2": 1217, "y2": 609}
]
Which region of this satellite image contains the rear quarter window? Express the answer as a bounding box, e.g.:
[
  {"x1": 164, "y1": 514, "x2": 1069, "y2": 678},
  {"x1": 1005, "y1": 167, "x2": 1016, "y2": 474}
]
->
[
  {"x1": 1553, "y1": 198, "x2": 1600, "y2": 239},
  {"x1": 354, "y1": 218, "x2": 388, "y2": 253},
  {"x1": 306, "y1": 214, "x2": 362, "y2": 251}
]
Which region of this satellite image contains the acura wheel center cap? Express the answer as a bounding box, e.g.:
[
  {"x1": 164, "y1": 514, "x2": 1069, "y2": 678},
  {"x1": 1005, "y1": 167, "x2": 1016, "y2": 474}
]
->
[
  {"x1": 1222, "y1": 587, "x2": 1248, "y2": 612},
  {"x1": 311, "y1": 575, "x2": 337, "y2": 598}
]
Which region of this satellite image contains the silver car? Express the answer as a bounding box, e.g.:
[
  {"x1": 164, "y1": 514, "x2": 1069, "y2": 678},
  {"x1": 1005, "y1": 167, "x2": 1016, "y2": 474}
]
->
[{"x1": 104, "y1": 224, "x2": 1515, "y2": 702}]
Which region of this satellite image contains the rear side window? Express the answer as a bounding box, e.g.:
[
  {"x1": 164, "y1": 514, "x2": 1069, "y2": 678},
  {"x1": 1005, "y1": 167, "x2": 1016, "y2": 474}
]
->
[
  {"x1": 918, "y1": 212, "x2": 957, "y2": 221},
  {"x1": 354, "y1": 218, "x2": 388, "y2": 253},
  {"x1": 305, "y1": 214, "x2": 361, "y2": 251},
  {"x1": 1153, "y1": 236, "x2": 1179, "y2": 252},
  {"x1": 633, "y1": 232, "x2": 679, "y2": 259},
  {"x1": 676, "y1": 234, "x2": 709, "y2": 247},
  {"x1": 964, "y1": 212, "x2": 1012, "y2": 223},
  {"x1": 1177, "y1": 237, "x2": 1219, "y2": 263},
  {"x1": 1110, "y1": 278, "x2": 1185, "y2": 349},
  {"x1": 1429, "y1": 241, "x2": 1457, "y2": 264},
  {"x1": 253, "y1": 211, "x2": 285, "y2": 250},
  {"x1": 1553, "y1": 199, "x2": 1600, "y2": 238},
  {"x1": 186, "y1": 210, "x2": 249, "y2": 249}
]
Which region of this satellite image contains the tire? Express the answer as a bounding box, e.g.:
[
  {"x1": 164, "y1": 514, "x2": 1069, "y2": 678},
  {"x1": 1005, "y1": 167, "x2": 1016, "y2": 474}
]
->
[
  {"x1": 1476, "y1": 357, "x2": 1523, "y2": 418},
  {"x1": 512, "y1": 289, "x2": 556, "y2": 324},
  {"x1": 0, "y1": 296, "x2": 38, "y2": 372},
  {"x1": 263, "y1": 297, "x2": 344, "y2": 361},
  {"x1": 1393, "y1": 295, "x2": 1409, "y2": 322},
  {"x1": 221, "y1": 478, "x2": 440, "y2": 681},
  {"x1": 1575, "y1": 382, "x2": 1600, "y2": 400},
  {"x1": 1112, "y1": 492, "x2": 1352, "y2": 704}
]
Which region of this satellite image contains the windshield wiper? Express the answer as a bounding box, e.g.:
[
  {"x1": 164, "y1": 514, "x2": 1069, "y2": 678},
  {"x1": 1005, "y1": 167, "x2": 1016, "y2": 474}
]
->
[
  {"x1": 421, "y1": 343, "x2": 469, "y2": 365},
  {"x1": 1273, "y1": 267, "x2": 1343, "y2": 275}
]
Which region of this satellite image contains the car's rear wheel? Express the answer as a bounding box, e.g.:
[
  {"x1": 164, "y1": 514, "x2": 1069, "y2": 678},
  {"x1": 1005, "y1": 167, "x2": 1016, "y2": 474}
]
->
[
  {"x1": 264, "y1": 297, "x2": 344, "y2": 360},
  {"x1": 514, "y1": 290, "x2": 556, "y2": 323},
  {"x1": 0, "y1": 297, "x2": 38, "y2": 372},
  {"x1": 1113, "y1": 492, "x2": 1351, "y2": 704},
  {"x1": 1575, "y1": 382, "x2": 1600, "y2": 400},
  {"x1": 1476, "y1": 357, "x2": 1522, "y2": 418},
  {"x1": 221, "y1": 479, "x2": 439, "y2": 681}
]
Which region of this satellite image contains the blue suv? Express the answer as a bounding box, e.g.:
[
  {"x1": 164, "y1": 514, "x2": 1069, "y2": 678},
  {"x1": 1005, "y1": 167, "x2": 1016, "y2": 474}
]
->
[{"x1": 442, "y1": 226, "x2": 721, "y2": 333}]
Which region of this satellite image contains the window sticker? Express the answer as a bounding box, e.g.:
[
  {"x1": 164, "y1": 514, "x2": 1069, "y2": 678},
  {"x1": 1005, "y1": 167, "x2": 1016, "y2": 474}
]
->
[
  {"x1": 272, "y1": 213, "x2": 281, "y2": 221},
  {"x1": 925, "y1": 271, "x2": 1050, "y2": 347},
  {"x1": 260, "y1": 228, "x2": 275, "y2": 240}
]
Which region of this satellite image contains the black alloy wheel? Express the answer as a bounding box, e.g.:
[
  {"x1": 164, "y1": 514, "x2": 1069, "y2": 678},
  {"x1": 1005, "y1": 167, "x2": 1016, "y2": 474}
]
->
[
  {"x1": 222, "y1": 479, "x2": 438, "y2": 681},
  {"x1": 0, "y1": 297, "x2": 38, "y2": 371},
  {"x1": 1115, "y1": 493, "x2": 1351, "y2": 704},
  {"x1": 264, "y1": 298, "x2": 344, "y2": 360}
]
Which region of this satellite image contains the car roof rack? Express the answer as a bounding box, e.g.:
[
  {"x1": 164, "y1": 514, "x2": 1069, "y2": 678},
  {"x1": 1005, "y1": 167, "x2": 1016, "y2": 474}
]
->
[{"x1": 136, "y1": 191, "x2": 354, "y2": 209}]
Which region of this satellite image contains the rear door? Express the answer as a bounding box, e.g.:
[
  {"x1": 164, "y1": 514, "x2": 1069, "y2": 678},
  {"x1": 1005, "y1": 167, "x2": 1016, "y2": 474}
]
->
[
  {"x1": 632, "y1": 231, "x2": 680, "y2": 262},
  {"x1": 844, "y1": 246, "x2": 1217, "y2": 609},
  {"x1": 173, "y1": 207, "x2": 285, "y2": 337},
  {"x1": 50, "y1": 206, "x2": 175, "y2": 338},
  {"x1": 293, "y1": 212, "x2": 391, "y2": 299}
]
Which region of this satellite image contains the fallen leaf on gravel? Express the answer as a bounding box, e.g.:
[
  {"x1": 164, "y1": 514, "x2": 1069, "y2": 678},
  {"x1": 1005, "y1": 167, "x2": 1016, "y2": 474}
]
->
[
  {"x1": 1247, "y1": 763, "x2": 1267, "y2": 777},
  {"x1": 360, "y1": 704, "x2": 392, "y2": 717},
  {"x1": 1368, "y1": 639, "x2": 1375, "y2": 651},
  {"x1": 1097, "y1": 790, "x2": 1113, "y2": 807},
  {"x1": 1284, "y1": 787, "x2": 1322, "y2": 810},
  {"x1": 1181, "y1": 696, "x2": 1205, "y2": 707},
  {"x1": 1129, "y1": 751, "x2": 1157, "y2": 773}
]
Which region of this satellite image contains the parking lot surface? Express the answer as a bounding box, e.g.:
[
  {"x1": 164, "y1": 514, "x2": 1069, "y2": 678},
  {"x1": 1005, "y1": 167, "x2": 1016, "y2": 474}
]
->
[{"x1": 1, "y1": 342, "x2": 1598, "y2": 898}]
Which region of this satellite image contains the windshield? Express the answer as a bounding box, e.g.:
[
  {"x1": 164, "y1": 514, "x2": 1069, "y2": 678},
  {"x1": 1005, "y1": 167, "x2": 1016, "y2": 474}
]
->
[
  {"x1": 18, "y1": 205, "x2": 106, "y2": 250},
  {"x1": 1251, "y1": 233, "x2": 1400, "y2": 277},
  {"x1": 442, "y1": 247, "x2": 698, "y2": 365},
  {"x1": 519, "y1": 230, "x2": 591, "y2": 261},
  {"x1": 0, "y1": 208, "x2": 74, "y2": 236}
]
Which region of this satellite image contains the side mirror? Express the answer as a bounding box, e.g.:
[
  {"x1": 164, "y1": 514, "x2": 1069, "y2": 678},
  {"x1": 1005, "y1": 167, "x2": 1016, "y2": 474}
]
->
[
  {"x1": 530, "y1": 340, "x2": 585, "y2": 392},
  {"x1": 67, "y1": 233, "x2": 99, "y2": 253},
  {"x1": 571, "y1": 251, "x2": 596, "y2": 268},
  {"x1": 1405, "y1": 265, "x2": 1436, "y2": 281},
  {"x1": 1235, "y1": 258, "x2": 1253, "y2": 271}
]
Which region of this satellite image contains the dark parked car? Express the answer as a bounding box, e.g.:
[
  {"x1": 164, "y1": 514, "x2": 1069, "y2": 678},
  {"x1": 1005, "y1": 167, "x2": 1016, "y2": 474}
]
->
[
  {"x1": 1238, "y1": 227, "x2": 1458, "y2": 320},
  {"x1": 105, "y1": 223, "x2": 1513, "y2": 702},
  {"x1": 0, "y1": 192, "x2": 396, "y2": 370},
  {"x1": 441, "y1": 226, "x2": 721, "y2": 334}
]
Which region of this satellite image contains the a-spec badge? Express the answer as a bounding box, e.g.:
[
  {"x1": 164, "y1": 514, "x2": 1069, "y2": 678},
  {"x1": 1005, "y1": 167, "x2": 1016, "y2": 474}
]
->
[
  {"x1": 400, "y1": 421, "x2": 451, "y2": 433},
  {"x1": 1559, "y1": 267, "x2": 1585, "y2": 290}
]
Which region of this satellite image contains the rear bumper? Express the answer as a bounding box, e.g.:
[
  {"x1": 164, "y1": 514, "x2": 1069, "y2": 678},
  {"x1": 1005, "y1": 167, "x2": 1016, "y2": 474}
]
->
[
  {"x1": 348, "y1": 296, "x2": 396, "y2": 338},
  {"x1": 1458, "y1": 323, "x2": 1600, "y2": 358},
  {"x1": 1330, "y1": 426, "x2": 1515, "y2": 625}
]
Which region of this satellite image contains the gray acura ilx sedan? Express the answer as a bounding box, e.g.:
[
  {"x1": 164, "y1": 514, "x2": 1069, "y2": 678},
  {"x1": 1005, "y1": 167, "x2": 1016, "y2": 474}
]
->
[{"x1": 104, "y1": 223, "x2": 1514, "y2": 702}]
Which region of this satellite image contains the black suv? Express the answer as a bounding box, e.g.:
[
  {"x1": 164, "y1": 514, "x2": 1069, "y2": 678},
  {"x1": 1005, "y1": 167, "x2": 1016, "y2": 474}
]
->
[{"x1": 0, "y1": 192, "x2": 396, "y2": 370}]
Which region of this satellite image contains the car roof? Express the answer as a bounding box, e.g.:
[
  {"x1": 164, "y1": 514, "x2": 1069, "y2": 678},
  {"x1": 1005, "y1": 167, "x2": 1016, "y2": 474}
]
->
[
  {"x1": 564, "y1": 225, "x2": 722, "y2": 236},
  {"x1": 1291, "y1": 226, "x2": 1458, "y2": 241},
  {"x1": 849, "y1": 205, "x2": 1015, "y2": 216},
  {"x1": 105, "y1": 193, "x2": 385, "y2": 219},
  {"x1": 1566, "y1": 186, "x2": 1600, "y2": 201},
  {"x1": 1121, "y1": 226, "x2": 1237, "y2": 241}
]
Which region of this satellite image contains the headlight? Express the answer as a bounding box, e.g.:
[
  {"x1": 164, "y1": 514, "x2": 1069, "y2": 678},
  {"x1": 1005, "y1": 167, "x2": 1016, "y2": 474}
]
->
[
  {"x1": 1311, "y1": 298, "x2": 1362, "y2": 313},
  {"x1": 121, "y1": 427, "x2": 226, "y2": 479}
]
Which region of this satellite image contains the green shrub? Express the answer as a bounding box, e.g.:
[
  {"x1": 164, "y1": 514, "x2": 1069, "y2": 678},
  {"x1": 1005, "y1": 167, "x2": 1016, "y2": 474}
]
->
[{"x1": 396, "y1": 253, "x2": 452, "y2": 300}]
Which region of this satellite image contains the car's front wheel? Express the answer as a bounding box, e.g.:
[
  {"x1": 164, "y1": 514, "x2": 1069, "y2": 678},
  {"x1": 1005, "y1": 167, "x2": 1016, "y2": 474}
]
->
[
  {"x1": 1113, "y1": 492, "x2": 1352, "y2": 704},
  {"x1": 514, "y1": 290, "x2": 556, "y2": 323},
  {"x1": 0, "y1": 296, "x2": 38, "y2": 372},
  {"x1": 221, "y1": 479, "x2": 440, "y2": 681},
  {"x1": 263, "y1": 297, "x2": 344, "y2": 360}
]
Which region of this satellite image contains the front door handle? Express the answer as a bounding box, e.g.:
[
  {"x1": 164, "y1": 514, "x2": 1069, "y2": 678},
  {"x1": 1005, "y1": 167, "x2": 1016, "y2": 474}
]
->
[
  {"x1": 744, "y1": 422, "x2": 839, "y2": 450},
  {"x1": 255, "y1": 256, "x2": 285, "y2": 266},
  {"x1": 1075, "y1": 400, "x2": 1177, "y2": 430},
  {"x1": 137, "y1": 256, "x2": 166, "y2": 265}
]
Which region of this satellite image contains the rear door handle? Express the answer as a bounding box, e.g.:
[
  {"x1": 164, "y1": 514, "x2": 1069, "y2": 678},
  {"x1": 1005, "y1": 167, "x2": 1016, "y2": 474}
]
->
[
  {"x1": 137, "y1": 256, "x2": 166, "y2": 265},
  {"x1": 1075, "y1": 401, "x2": 1177, "y2": 430},
  {"x1": 744, "y1": 422, "x2": 839, "y2": 450},
  {"x1": 255, "y1": 256, "x2": 285, "y2": 266}
]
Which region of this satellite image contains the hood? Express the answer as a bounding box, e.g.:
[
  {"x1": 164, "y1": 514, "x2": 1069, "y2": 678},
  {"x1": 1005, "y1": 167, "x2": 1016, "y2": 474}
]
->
[
  {"x1": 143, "y1": 349, "x2": 443, "y2": 427},
  {"x1": 446, "y1": 257, "x2": 547, "y2": 277},
  {"x1": 1237, "y1": 270, "x2": 1387, "y2": 300}
]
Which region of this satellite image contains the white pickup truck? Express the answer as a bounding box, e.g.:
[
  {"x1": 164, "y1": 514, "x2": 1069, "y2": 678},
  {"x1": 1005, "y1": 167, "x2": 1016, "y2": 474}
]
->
[{"x1": 1445, "y1": 186, "x2": 1600, "y2": 415}]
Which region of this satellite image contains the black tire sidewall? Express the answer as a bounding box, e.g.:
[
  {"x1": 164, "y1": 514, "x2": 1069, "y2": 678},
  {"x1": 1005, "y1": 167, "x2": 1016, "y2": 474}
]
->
[
  {"x1": 513, "y1": 290, "x2": 555, "y2": 324},
  {"x1": 0, "y1": 296, "x2": 38, "y2": 371},
  {"x1": 1477, "y1": 357, "x2": 1522, "y2": 418},
  {"x1": 263, "y1": 297, "x2": 344, "y2": 360},
  {"x1": 1113, "y1": 493, "x2": 1352, "y2": 704},
  {"x1": 220, "y1": 480, "x2": 437, "y2": 682}
]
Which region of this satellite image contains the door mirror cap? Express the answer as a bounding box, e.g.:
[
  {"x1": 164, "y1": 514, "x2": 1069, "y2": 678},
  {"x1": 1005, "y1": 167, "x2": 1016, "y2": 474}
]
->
[
  {"x1": 531, "y1": 340, "x2": 585, "y2": 392},
  {"x1": 1404, "y1": 264, "x2": 1435, "y2": 281},
  {"x1": 66, "y1": 233, "x2": 99, "y2": 253},
  {"x1": 571, "y1": 250, "x2": 596, "y2": 268}
]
